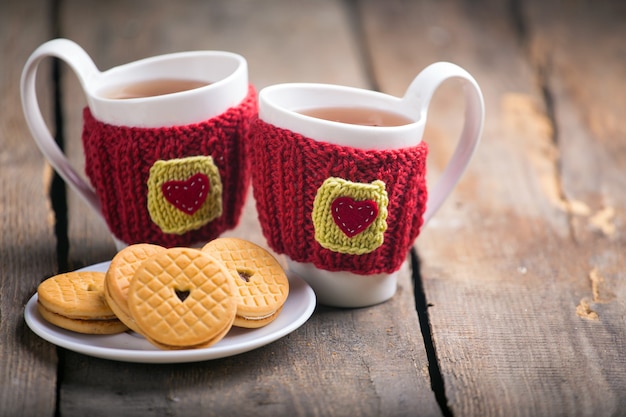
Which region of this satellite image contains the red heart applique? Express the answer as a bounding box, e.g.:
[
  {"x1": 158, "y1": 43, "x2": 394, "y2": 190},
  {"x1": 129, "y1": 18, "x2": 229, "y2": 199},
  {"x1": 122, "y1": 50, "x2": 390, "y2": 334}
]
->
[
  {"x1": 161, "y1": 173, "x2": 210, "y2": 215},
  {"x1": 331, "y1": 196, "x2": 379, "y2": 238}
]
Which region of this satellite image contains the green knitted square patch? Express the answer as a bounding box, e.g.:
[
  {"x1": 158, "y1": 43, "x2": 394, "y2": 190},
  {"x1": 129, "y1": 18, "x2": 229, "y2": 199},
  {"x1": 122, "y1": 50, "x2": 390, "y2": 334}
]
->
[
  {"x1": 147, "y1": 156, "x2": 222, "y2": 235},
  {"x1": 312, "y1": 177, "x2": 388, "y2": 255}
]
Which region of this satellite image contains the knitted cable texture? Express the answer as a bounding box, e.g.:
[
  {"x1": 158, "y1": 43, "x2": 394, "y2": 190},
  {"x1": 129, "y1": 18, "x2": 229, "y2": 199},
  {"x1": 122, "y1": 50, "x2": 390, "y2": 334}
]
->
[
  {"x1": 250, "y1": 119, "x2": 428, "y2": 275},
  {"x1": 82, "y1": 85, "x2": 257, "y2": 247}
]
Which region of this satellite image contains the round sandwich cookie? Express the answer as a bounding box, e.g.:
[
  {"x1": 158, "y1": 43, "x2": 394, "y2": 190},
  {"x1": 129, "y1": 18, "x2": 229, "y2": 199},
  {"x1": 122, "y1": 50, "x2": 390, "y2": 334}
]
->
[
  {"x1": 127, "y1": 247, "x2": 237, "y2": 350},
  {"x1": 37, "y1": 271, "x2": 128, "y2": 335},
  {"x1": 202, "y1": 238, "x2": 290, "y2": 328},
  {"x1": 104, "y1": 243, "x2": 166, "y2": 333}
]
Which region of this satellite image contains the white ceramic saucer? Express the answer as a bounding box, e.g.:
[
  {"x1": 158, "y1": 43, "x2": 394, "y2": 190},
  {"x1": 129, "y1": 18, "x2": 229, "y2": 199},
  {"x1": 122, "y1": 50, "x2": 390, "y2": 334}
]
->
[{"x1": 24, "y1": 261, "x2": 316, "y2": 363}]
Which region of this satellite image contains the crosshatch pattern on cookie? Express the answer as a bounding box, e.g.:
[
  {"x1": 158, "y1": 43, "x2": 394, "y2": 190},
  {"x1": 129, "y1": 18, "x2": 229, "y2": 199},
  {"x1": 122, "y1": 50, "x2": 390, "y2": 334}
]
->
[
  {"x1": 128, "y1": 248, "x2": 236, "y2": 347},
  {"x1": 202, "y1": 238, "x2": 289, "y2": 313},
  {"x1": 313, "y1": 178, "x2": 388, "y2": 255},
  {"x1": 147, "y1": 156, "x2": 223, "y2": 235}
]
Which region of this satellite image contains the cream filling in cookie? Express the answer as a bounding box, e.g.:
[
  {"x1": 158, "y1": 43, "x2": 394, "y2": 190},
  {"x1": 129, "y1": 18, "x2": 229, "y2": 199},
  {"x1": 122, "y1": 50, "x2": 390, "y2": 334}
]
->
[{"x1": 239, "y1": 310, "x2": 278, "y2": 321}]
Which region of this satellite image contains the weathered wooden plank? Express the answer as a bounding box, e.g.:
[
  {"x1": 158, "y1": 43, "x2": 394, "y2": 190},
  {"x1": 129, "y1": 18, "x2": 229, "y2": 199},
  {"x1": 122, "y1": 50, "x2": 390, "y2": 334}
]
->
[
  {"x1": 55, "y1": 1, "x2": 441, "y2": 416},
  {"x1": 362, "y1": 0, "x2": 626, "y2": 416},
  {"x1": 0, "y1": 0, "x2": 59, "y2": 416},
  {"x1": 526, "y1": 0, "x2": 626, "y2": 308},
  {"x1": 524, "y1": 0, "x2": 626, "y2": 411}
]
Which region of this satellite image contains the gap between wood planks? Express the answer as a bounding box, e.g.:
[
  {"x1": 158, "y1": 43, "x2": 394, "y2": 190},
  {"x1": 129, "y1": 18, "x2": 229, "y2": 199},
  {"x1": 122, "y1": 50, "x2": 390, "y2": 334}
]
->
[
  {"x1": 411, "y1": 249, "x2": 454, "y2": 417},
  {"x1": 511, "y1": 0, "x2": 615, "y2": 320},
  {"x1": 47, "y1": 2, "x2": 68, "y2": 416},
  {"x1": 49, "y1": 0, "x2": 69, "y2": 275},
  {"x1": 511, "y1": 0, "x2": 579, "y2": 239},
  {"x1": 343, "y1": 0, "x2": 456, "y2": 414}
]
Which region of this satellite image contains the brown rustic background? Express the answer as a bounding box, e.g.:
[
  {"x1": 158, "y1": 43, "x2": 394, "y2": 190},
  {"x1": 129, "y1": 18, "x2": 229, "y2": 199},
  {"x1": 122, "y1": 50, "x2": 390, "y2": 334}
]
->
[{"x1": 1, "y1": 0, "x2": 624, "y2": 416}]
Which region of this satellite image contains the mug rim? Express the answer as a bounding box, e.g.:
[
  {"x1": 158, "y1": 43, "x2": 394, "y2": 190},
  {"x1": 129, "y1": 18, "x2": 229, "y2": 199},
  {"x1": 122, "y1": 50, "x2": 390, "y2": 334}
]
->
[
  {"x1": 91, "y1": 50, "x2": 247, "y2": 101},
  {"x1": 258, "y1": 83, "x2": 424, "y2": 150},
  {"x1": 260, "y1": 83, "x2": 419, "y2": 125},
  {"x1": 85, "y1": 50, "x2": 249, "y2": 127}
]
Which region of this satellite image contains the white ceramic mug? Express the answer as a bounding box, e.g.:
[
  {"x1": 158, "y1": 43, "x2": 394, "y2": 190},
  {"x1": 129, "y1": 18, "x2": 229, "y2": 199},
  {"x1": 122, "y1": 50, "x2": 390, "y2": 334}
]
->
[
  {"x1": 21, "y1": 38, "x2": 256, "y2": 249},
  {"x1": 250, "y1": 62, "x2": 484, "y2": 307}
]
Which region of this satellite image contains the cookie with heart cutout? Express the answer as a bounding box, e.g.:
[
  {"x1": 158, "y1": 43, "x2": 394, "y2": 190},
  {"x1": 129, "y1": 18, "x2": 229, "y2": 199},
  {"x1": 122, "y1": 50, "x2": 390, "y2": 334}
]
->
[
  {"x1": 202, "y1": 238, "x2": 289, "y2": 328},
  {"x1": 127, "y1": 247, "x2": 237, "y2": 350}
]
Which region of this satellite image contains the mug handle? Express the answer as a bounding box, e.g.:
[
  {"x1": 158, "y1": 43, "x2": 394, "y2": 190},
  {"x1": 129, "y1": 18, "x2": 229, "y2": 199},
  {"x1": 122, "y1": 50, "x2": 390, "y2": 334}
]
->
[
  {"x1": 401, "y1": 61, "x2": 485, "y2": 224},
  {"x1": 20, "y1": 38, "x2": 102, "y2": 214}
]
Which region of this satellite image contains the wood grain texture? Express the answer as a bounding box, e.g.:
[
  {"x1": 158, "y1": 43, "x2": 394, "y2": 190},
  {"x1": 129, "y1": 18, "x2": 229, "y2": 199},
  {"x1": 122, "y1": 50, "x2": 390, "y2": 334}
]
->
[
  {"x1": 0, "y1": 0, "x2": 59, "y2": 416},
  {"x1": 12, "y1": 0, "x2": 622, "y2": 415},
  {"x1": 362, "y1": 0, "x2": 626, "y2": 415},
  {"x1": 54, "y1": 1, "x2": 441, "y2": 416}
]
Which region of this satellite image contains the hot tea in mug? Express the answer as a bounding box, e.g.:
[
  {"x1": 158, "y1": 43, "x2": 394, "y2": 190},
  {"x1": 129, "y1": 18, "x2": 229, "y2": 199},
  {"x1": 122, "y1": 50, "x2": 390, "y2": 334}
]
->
[
  {"x1": 299, "y1": 107, "x2": 413, "y2": 127},
  {"x1": 101, "y1": 79, "x2": 211, "y2": 100}
]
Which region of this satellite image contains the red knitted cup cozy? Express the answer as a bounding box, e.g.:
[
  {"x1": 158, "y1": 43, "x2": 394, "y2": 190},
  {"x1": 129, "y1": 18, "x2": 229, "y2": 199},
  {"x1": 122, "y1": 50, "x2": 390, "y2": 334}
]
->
[
  {"x1": 250, "y1": 119, "x2": 429, "y2": 275},
  {"x1": 82, "y1": 85, "x2": 257, "y2": 247}
]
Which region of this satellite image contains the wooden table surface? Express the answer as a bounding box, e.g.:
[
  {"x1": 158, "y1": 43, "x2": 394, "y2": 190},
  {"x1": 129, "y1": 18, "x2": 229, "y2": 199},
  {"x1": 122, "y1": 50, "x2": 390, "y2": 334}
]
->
[{"x1": 2, "y1": 0, "x2": 625, "y2": 416}]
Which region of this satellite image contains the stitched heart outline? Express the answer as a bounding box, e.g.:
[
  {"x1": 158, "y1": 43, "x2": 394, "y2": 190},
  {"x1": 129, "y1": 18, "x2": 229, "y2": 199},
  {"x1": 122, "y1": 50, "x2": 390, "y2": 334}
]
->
[
  {"x1": 161, "y1": 173, "x2": 210, "y2": 215},
  {"x1": 331, "y1": 196, "x2": 379, "y2": 238}
]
